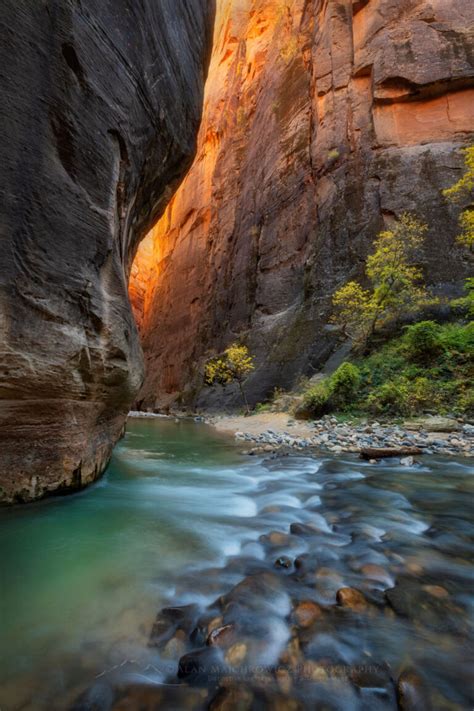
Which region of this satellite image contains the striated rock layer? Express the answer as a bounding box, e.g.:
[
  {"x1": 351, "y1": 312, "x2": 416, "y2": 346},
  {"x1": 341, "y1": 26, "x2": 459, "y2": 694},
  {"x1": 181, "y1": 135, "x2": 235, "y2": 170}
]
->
[
  {"x1": 131, "y1": 0, "x2": 474, "y2": 411},
  {"x1": 0, "y1": 0, "x2": 214, "y2": 503}
]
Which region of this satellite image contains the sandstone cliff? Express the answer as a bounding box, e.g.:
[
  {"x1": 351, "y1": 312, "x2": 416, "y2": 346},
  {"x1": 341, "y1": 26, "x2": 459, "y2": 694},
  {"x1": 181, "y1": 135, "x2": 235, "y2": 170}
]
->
[
  {"x1": 131, "y1": 0, "x2": 474, "y2": 411},
  {"x1": 0, "y1": 0, "x2": 214, "y2": 503}
]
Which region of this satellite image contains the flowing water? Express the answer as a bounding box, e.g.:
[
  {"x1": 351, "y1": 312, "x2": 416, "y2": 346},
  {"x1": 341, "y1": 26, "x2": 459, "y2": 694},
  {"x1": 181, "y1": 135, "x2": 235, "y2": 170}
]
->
[{"x1": 0, "y1": 418, "x2": 473, "y2": 710}]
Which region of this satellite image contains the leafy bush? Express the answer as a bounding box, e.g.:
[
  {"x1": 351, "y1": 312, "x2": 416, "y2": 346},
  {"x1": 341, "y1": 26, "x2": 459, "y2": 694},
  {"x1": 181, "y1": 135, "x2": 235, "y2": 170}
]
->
[
  {"x1": 367, "y1": 376, "x2": 437, "y2": 416},
  {"x1": 403, "y1": 321, "x2": 443, "y2": 361},
  {"x1": 443, "y1": 145, "x2": 474, "y2": 250},
  {"x1": 458, "y1": 386, "x2": 474, "y2": 416},
  {"x1": 367, "y1": 379, "x2": 408, "y2": 416},
  {"x1": 451, "y1": 278, "x2": 474, "y2": 318},
  {"x1": 441, "y1": 320, "x2": 474, "y2": 354},
  {"x1": 303, "y1": 381, "x2": 332, "y2": 417},
  {"x1": 302, "y1": 320, "x2": 472, "y2": 420},
  {"x1": 330, "y1": 362, "x2": 361, "y2": 405},
  {"x1": 303, "y1": 363, "x2": 361, "y2": 416}
]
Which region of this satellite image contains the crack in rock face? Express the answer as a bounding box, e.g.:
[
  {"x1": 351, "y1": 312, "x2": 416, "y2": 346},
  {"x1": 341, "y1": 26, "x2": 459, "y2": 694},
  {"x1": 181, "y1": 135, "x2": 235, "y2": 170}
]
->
[{"x1": 0, "y1": 0, "x2": 215, "y2": 503}]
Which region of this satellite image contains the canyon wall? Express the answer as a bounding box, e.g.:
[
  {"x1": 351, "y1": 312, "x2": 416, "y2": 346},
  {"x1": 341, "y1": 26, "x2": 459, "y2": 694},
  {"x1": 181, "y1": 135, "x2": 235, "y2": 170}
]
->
[
  {"x1": 131, "y1": 0, "x2": 474, "y2": 411},
  {"x1": 0, "y1": 0, "x2": 214, "y2": 503}
]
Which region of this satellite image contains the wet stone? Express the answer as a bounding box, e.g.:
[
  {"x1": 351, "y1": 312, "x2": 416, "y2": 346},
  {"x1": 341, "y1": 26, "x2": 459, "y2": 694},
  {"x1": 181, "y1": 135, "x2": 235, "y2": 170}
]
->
[
  {"x1": 207, "y1": 624, "x2": 236, "y2": 648},
  {"x1": 162, "y1": 629, "x2": 187, "y2": 659},
  {"x1": 178, "y1": 646, "x2": 224, "y2": 684},
  {"x1": 293, "y1": 600, "x2": 323, "y2": 628},
  {"x1": 149, "y1": 604, "x2": 200, "y2": 648},
  {"x1": 225, "y1": 642, "x2": 247, "y2": 666},
  {"x1": 336, "y1": 587, "x2": 369, "y2": 612},
  {"x1": 111, "y1": 684, "x2": 208, "y2": 711},
  {"x1": 208, "y1": 685, "x2": 253, "y2": 711},
  {"x1": 360, "y1": 564, "x2": 393, "y2": 588},
  {"x1": 275, "y1": 555, "x2": 293, "y2": 569},
  {"x1": 259, "y1": 531, "x2": 298, "y2": 549},
  {"x1": 396, "y1": 669, "x2": 433, "y2": 711},
  {"x1": 385, "y1": 580, "x2": 459, "y2": 633},
  {"x1": 422, "y1": 584, "x2": 449, "y2": 599}
]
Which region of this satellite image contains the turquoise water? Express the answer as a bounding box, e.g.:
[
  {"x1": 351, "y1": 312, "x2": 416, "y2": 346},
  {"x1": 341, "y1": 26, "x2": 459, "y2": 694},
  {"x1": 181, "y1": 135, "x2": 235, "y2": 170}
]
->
[
  {"x1": 1, "y1": 418, "x2": 473, "y2": 710},
  {"x1": 0, "y1": 419, "x2": 259, "y2": 709}
]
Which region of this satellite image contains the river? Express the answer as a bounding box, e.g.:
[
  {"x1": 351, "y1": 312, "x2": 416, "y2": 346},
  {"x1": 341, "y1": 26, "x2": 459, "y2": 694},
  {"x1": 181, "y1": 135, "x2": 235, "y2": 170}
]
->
[{"x1": 0, "y1": 417, "x2": 472, "y2": 709}]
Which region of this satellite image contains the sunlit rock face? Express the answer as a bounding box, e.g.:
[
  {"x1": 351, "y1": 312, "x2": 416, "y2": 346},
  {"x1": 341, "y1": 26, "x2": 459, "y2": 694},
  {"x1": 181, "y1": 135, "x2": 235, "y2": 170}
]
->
[
  {"x1": 0, "y1": 0, "x2": 214, "y2": 503},
  {"x1": 131, "y1": 0, "x2": 474, "y2": 411}
]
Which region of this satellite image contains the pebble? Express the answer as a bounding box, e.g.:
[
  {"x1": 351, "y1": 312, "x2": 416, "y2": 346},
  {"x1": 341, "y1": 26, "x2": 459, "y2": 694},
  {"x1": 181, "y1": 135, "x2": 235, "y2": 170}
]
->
[
  {"x1": 225, "y1": 642, "x2": 247, "y2": 666},
  {"x1": 422, "y1": 584, "x2": 449, "y2": 599},
  {"x1": 207, "y1": 624, "x2": 236, "y2": 648},
  {"x1": 274, "y1": 555, "x2": 292, "y2": 569},
  {"x1": 336, "y1": 587, "x2": 369, "y2": 612},
  {"x1": 294, "y1": 600, "x2": 323, "y2": 628},
  {"x1": 230, "y1": 419, "x2": 473, "y2": 457}
]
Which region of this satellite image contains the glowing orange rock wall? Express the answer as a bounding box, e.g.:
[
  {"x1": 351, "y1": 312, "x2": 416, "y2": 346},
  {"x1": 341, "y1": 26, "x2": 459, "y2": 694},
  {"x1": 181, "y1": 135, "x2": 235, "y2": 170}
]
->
[{"x1": 130, "y1": 0, "x2": 474, "y2": 410}]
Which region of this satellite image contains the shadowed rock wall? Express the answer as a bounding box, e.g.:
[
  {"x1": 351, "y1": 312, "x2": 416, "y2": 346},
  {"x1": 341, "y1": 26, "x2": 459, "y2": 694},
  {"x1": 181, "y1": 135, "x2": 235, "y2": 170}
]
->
[
  {"x1": 131, "y1": 0, "x2": 474, "y2": 411},
  {"x1": 0, "y1": 0, "x2": 214, "y2": 502}
]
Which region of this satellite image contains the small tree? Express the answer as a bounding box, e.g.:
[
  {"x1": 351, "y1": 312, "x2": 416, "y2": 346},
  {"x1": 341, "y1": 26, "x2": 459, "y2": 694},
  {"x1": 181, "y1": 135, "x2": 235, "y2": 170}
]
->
[
  {"x1": 443, "y1": 145, "x2": 474, "y2": 250},
  {"x1": 204, "y1": 343, "x2": 255, "y2": 412},
  {"x1": 332, "y1": 213, "x2": 433, "y2": 343}
]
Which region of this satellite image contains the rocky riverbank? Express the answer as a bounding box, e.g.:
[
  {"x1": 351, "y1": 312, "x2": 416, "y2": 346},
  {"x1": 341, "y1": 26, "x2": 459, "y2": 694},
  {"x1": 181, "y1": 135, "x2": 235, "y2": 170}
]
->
[
  {"x1": 96, "y1": 452, "x2": 473, "y2": 710},
  {"x1": 209, "y1": 412, "x2": 474, "y2": 459}
]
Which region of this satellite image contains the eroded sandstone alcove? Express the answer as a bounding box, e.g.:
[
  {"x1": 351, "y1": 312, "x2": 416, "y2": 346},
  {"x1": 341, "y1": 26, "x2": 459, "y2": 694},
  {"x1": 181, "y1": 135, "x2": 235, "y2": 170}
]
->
[{"x1": 129, "y1": 0, "x2": 474, "y2": 413}]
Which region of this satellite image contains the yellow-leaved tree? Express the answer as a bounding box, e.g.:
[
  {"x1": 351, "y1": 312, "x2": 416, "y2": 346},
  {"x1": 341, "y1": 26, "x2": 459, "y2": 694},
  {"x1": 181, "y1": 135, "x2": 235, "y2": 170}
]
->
[
  {"x1": 204, "y1": 343, "x2": 255, "y2": 412},
  {"x1": 443, "y1": 145, "x2": 474, "y2": 250},
  {"x1": 332, "y1": 213, "x2": 433, "y2": 343}
]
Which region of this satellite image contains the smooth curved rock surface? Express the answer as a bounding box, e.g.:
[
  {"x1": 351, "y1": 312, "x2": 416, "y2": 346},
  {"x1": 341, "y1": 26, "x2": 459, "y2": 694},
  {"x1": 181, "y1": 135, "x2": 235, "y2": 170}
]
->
[
  {"x1": 130, "y1": 0, "x2": 474, "y2": 411},
  {"x1": 0, "y1": 0, "x2": 214, "y2": 502}
]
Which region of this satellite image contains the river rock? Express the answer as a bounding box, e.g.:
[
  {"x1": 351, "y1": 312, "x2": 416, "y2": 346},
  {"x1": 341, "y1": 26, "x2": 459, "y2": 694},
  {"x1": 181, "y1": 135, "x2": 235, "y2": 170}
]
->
[
  {"x1": 111, "y1": 684, "x2": 208, "y2": 711},
  {"x1": 149, "y1": 604, "x2": 200, "y2": 647},
  {"x1": 385, "y1": 580, "x2": 459, "y2": 632},
  {"x1": 178, "y1": 646, "x2": 224, "y2": 683},
  {"x1": 207, "y1": 624, "x2": 236, "y2": 648},
  {"x1": 293, "y1": 600, "x2": 323, "y2": 628},
  {"x1": 225, "y1": 642, "x2": 248, "y2": 667},
  {"x1": 336, "y1": 587, "x2": 369, "y2": 613},
  {"x1": 0, "y1": 0, "x2": 214, "y2": 503},
  {"x1": 71, "y1": 681, "x2": 115, "y2": 711},
  {"x1": 360, "y1": 564, "x2": 393, "y2": 587},
  {"x1": 274, "y1": 556, "x2": 293, "y2": 570},
  {"x1": 208, "y1": 685, "x2": 253, "y2": 711},
  {"x1": 396, "y1": 669, "x2": 433, "y2": 711},
  {"x1": 404, "y1": 417, "x2": 462, "y2": 433}
]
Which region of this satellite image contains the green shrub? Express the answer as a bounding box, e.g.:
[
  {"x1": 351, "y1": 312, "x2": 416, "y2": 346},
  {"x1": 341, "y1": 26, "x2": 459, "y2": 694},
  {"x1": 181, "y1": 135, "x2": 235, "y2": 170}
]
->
[
  {"x1": 404, "y1": 321, "x2": 443, "y2": 361},
  {"x1": 303, "y1": 381, "x2": 332, "y2": 417},
  {"x1": 441, "y1": 321, "x2": 474, "y2": 355},
  {"x1": 406, "y1": 377, "x2": 440, "y2": 413},
  {"x1": 367, "y1": 379, "x2": 410, "y2": 416},
  {"x1": 367, "y1": 376, "x2": 439, "y2": 416},
  {"x1": 330, "y1": 363, "x2": 361, "y2": 402},
  {"x1": 303, "y1": 363, "x2": 361, "y2": 416},
  {"x1": 458, "y1": 386, "x2": 474, "y2": 416}
]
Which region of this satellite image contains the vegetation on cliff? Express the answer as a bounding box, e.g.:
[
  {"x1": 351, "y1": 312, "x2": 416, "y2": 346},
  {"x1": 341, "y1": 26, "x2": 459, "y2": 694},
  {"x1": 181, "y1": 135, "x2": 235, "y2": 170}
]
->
[
  {"x1": 331, "y1": 213, "x2": 434, "y2": 342},
  {"x1": 302, "y1": 321, "x2": 473, "y2": 420},
  {"x1": 297, "y1": 148, "x2": 473, "y2": 422},
  {"x1": 443, "y1": 145, "x2": 474, "y2": 250}
]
